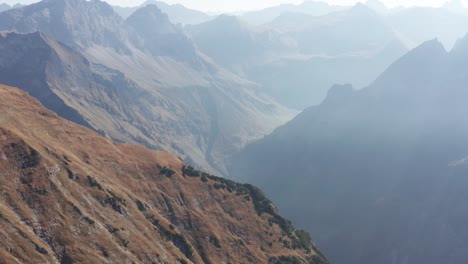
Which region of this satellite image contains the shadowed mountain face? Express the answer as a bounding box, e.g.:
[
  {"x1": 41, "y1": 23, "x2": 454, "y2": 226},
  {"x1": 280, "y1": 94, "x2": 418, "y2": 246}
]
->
[
  {"x1": 230, "y1": 38, "x2": 468, "y2": 264},
  {"x1": 0, "y1": 84, "x2": 327, "y2": 264},
  {"x1": 189, "y1": 4, "x2": 408, "y2": 109},
  {"x1": 113, "y1": 0, "x2": 211, "y2": 25},
  {"x1": 0, "y1": 0, "x2": 294, "y2": 176}
]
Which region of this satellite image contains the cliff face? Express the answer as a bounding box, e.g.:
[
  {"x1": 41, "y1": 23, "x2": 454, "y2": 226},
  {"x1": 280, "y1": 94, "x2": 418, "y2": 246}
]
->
[{"x1": 0, "y1": 84, "x2": 327, "y2": 264}]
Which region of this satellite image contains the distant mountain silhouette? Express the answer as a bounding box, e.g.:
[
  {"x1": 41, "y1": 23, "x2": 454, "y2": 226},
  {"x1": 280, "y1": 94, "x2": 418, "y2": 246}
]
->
[
  {"x1": 113, "y1": 0, "x2": 211, "y2": 25},
  {"x1": 190, "y1": 4, "x2": 409, "y2": 108},
  {"x1": 230, "y1": 37, "x2": 468, "y2": 264},
  {"x1": 388, "y1": 7, "x2": 468, "y2": 49},
  {"x1": 188, "y1": 15, "x2": 295, "y2": 71},
  {"x1": 241, "y1": 0, "x2": 344, "y2": 25}
]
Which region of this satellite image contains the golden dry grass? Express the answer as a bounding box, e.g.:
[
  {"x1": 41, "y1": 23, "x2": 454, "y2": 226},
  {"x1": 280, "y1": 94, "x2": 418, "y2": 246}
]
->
[{"x1": 0, "y1": 85, "x2": 324, "y2": 264}]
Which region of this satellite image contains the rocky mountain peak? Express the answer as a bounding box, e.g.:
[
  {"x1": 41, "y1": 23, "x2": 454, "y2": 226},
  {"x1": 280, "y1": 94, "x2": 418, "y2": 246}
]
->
[
  {"x1": 125, "y1": 4, "x2": 199, "y2": 63},
  {"x1": 0, "y1": 0, "x2": 130, "y2": 52}
]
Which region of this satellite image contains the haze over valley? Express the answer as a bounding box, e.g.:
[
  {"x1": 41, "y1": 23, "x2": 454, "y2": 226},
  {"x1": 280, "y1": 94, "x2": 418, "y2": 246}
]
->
[{"x1": 0, "y1": 0, "x2": 468, "y2": 263}]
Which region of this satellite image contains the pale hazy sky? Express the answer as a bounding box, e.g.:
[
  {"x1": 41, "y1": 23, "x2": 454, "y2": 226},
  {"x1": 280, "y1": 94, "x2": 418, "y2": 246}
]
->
[{"x1": 0, "y1": 0, "x2": 465, "y2": 12}]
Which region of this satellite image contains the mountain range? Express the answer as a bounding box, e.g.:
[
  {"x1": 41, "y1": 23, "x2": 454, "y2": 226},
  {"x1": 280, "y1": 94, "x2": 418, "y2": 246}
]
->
[
  {"x1": 0, "y1": 83, "x2": 327, "y2": 263},
  {"x1": 241, "y1": 0, "x2": 344, "y2": 26},
  {"x1": 0, "y1": 0, "x2": 294, "y2": 176},
  {"x1": 0, "y1": 3, "x2": 22, "y2": 13},
  {"x1": 189, "y1": 4, "x2": 410, "y2": 108},
  {"x1": 2, "y1": 0, "x2": 468, "y2": 263},
  {"x1": 113, "y1": 0, "x2": 212, "y2": 25},
  {"x1": 230, "y1": 36, "x2": 468, "y2": 264}
]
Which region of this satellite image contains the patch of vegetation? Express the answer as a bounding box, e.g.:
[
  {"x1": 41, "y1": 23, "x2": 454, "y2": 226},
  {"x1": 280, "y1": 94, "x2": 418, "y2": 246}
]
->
[
  {"x1": 72, "y1": 203, "x2": 82, "y2": 215},
  {"x1": 104, "y1": 190, "x2": 127, "y2": 214},
  {"x1": 201, "y1": 175, "x2": 208, "y2": 182},
  {"x1": 65, "y1": 167, "x2": 79, "y2": 181},
  {"x1": 107, "y1": 190, "x2": 126, "y2": 205},
  {"x1": 178, "y1": 259, "x2": 188, "y2": 264},
  {"x1": 179, "y1": 165, "x2": 301, "y2": 239},
  {"x1": 309, "y1": 247, "x2": 329, "y2": 264},
  {"x1": 291, "y1": 230, "x2": 313, "y2": 251},
  {"x1": 106, "y1": 225, "x2": 119, "y2": 234},
  {"x1": 149, "y1": 216, "x2": 195, "y2": 261},
  {"x1": 209, "y1": 235, "x2": 222, "y2": 249},
  {"x1": 136, "y1": 199, "x2": 148, "y2": 212},
  {"x1": 182, "y1": 166, "x2": 200, "y2": 177},
  {"x1": 178, "y1": 164, "x2": 308, "y2": 249},
  {"x1": 270, "y1": 255, "x2": 329, "y2": 264},
  {"x1": 63, "y1": 155, "x2": 72, "y2": 163},
  {"x1": 87, "y1": 176, "x2": 103, "y2": 190},
  {"x1": 83, "y1": 216, "x2": 95, "y2": 225},
  {"x1": 33, "y1": 188, "x2": 48, "y2": 195},
  {"x1": 244, "y1": 184, "x2": 276, "y2": 216},
  {"x1": 307, "y1": 255, "x2": 330, "y2": 264},
  {"x1": 122, "y1": 240, "x2": 129, "y2": 248},
  {"x1": 214, "y1": 183, "x2": 226, "y2": 190},
  {"x1": 161, "y1": 166, "x2": 176, "y2": 178},
  {"x1": 34, "y1": 244, "x2": 48, "y2": 255},
  {"x1": 268, "y1": 256, "x2": 304, "y2": 264}
]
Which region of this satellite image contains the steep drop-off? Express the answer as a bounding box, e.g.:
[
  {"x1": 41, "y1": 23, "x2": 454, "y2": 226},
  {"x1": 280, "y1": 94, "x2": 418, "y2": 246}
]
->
[{"x1": 0, "y1": 84, "x2": 327, "y2": 264}]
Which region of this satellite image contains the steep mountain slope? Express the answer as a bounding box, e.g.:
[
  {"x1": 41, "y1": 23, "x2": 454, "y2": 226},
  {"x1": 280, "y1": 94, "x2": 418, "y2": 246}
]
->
[
  {"x1": 0, "y1": 0, "x2": 294, "y2": 176},
  {"x1": 113, "y1": 0, "x2": 212, "y2": 24},
  {"x1": 190, "y1": 4, "x2": 409, "y2": 108},
  {"x1": 0, "y1": 31, "x2": 169, "y2": 148},
  {"x1": 230, "y1": 38, "x2": 468, "y2": 264},
  {"x1": 0, "y1": 84, "x2": 328, "y2": 264},
  {"x1": 241, "y1": 0, "x2": 344, "y2": 25}
]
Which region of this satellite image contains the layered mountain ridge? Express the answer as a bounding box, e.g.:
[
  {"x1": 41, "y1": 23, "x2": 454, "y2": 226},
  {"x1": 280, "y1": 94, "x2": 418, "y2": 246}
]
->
[
  {"x1": 113, "y1": 0, "x2": 212, "y2": 25},
  {"x1": 0, "y1": 0, "x2": 294, "y2": 176},
  {"x1": 189, "y1": 4, "x2": 409, "y2": 108},
  {"x1": 230, "y1": 37, "x2": 468, "y2": 264}
]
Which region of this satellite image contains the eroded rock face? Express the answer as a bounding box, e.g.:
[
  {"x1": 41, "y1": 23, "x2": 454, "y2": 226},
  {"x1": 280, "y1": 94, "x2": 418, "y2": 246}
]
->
[{"x1": 0, "y1": 84, "x2": 327, "y2": 264}]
